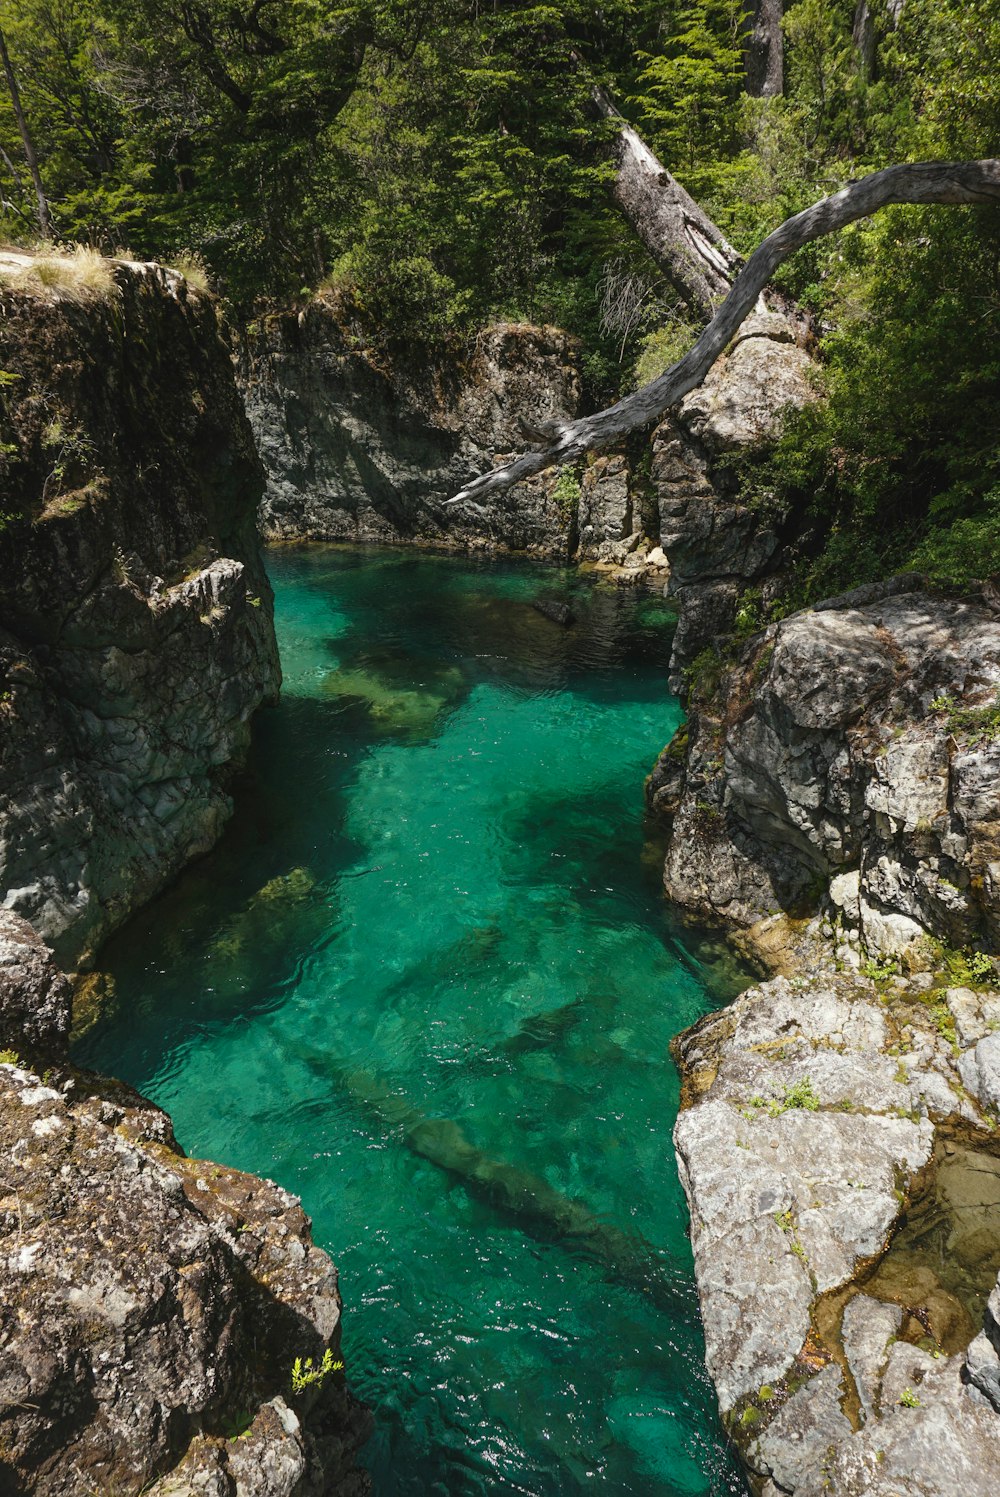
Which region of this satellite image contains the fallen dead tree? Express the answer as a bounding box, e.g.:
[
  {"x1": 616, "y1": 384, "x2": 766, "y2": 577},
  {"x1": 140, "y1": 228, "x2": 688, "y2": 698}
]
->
[{"x1": 447, "y1": 159, "x2": 1000, "y2": 510}]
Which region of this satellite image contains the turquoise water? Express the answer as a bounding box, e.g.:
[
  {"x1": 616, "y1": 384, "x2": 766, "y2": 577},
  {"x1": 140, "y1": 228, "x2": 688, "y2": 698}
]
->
[{"x1": 75, "y1": 547, "x2": 747, "y2": 1496}]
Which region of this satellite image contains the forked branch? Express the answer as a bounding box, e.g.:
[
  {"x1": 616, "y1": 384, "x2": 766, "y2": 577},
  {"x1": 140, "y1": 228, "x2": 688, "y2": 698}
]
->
[{"x1": 446, "y1": 160, "x2": 1000, "y2": 509}]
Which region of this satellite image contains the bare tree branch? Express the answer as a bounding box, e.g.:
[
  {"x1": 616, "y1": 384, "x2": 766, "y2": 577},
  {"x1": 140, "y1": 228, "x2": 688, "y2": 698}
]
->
[{"x1": 446, "y1": 159, "x2": 1000, "y2": 510}]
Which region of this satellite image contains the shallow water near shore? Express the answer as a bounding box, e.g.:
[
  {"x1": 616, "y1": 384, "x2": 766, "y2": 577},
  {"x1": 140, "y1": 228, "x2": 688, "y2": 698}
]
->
[{"x1": 75, "y1": 546, "x2": 748, "y2": 1496}]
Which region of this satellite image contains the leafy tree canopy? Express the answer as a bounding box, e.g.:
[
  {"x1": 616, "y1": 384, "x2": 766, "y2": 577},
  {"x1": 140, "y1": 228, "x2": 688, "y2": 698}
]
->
[{"x1": 0, "y1": 0, "x2": 997, "y2": 589}]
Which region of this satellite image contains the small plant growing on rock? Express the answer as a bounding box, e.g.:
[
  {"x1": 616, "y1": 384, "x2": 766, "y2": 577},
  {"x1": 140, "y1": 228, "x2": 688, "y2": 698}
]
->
[
  {"x1": 861, "y1": 955, "x2": 899, "y2": 984},
  {"x1": 734, "y1": 587, "x2": 764, "y2": 638},
  {"x1": 931, "y1": 690, "x2": 1000, "y2": 743},
  {"x1": 942, "y1": 945, "x2": 996, "y2": 988},
  {"x1": 780, "y1": 1078, "x2": 820, "y2": 1112},
  {"x1": 898, "y1": 1387, "x2": 920, "y2": 1408},
  {"x1": 683, "y1": 645, "x2": 724, "y2": 700},
  {"x1": 744, "y1": 1078, "x2": 821, "y2": 1117},
  {"x1": 290, "y1": 1347, "x2": 343, "y2": 1395},
  {"x1": 0, "y1": 1048, "x2": 21, "y2": 1065},
  {"x1": 551, "y1": 466, "x2": 581, "y2": 520}
]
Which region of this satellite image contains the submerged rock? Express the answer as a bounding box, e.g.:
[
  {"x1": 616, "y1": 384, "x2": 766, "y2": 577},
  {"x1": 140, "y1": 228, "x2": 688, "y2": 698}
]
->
[{"x1": 532, "y1": 596, "x2": 574, "y2": 626}]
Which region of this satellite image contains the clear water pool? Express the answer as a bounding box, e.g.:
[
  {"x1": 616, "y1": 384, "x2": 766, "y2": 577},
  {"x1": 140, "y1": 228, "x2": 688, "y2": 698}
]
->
[{"x1": 75, "y1": 547, "x2": 747, "y2": 1496}]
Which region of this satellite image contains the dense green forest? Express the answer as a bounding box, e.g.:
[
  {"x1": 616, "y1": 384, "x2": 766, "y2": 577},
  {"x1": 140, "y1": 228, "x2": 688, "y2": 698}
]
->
[{"x1": 0, "y1": 1, "x2": 998, "y2": 596}]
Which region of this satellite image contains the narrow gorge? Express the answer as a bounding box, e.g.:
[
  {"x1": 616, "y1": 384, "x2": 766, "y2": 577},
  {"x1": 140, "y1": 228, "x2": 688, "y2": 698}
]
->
[
  {"x1": 0, "y1": 5, "x2": 996, "y2": 1491},
  {"x1": 4, "y1": 234, "x2": 1000, "y2": 1494}
]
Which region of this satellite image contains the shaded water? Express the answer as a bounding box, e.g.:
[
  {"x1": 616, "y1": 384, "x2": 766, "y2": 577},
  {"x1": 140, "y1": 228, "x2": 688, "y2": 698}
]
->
[{"x1": 75, "y1": 547, "x2": 748, "y2": 1496}]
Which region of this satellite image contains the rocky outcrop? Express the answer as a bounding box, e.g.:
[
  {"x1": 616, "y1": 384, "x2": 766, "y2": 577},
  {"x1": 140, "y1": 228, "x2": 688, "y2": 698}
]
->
[
  {"x1": 241, "y1": 299, "x2": 813, "y2": 604},
  {"x1": 657, "y1": 580, "x2": 1000, "y2": 1491},
  {"x1": 650, "y1": 309, "x2": 817, "y2": 688},
  {"x1": 0, "y1": 256, "x2": 281, "y2": 967},
  {"x1": 0, "y1": 264, "x2": 368, "y2": 1493},
  {"x1": 673, "y1": 931, "x2": 1000, "y2": 1495},
  {"x1": 0, "y1": 909, "x2": 371, "y2": 1496},
  {"x1": 651, "y1": 582, "x2": 1000, "y2": 965},
  {"x1": 241, "y1": 308, "x2": 583, "y2": 557}
]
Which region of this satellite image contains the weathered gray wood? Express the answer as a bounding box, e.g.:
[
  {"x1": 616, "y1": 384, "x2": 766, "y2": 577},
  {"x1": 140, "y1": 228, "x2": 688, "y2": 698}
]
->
[
  {"x1": 590, "y1": 76, "x2": 742, "y2": 318},
  {"x1": 447, "y1": 160, "x2": 1000, "y2": 509},
  {"x1": 743, "y1": 0, "x2": 784, "y2": 96},
  {"x1": 852, "y1": 1, "x2": 877, "y2": 77}
]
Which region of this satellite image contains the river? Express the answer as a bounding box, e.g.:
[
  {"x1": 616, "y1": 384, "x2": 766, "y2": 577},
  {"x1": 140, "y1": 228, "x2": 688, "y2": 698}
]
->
[{"x1": 74, "y1": 546, "x2": 747, "y2": 1496}]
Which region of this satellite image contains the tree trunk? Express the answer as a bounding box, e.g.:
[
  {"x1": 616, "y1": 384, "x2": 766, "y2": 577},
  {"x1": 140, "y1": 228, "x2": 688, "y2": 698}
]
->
[
  {"x1": 0, "y1": 25, "x2": 51, "y2": 240},
  {"x1": 589, "y1": 77, "x2": 742, "y2": 319},
  {"x1": 852, "y1": 2, "x2": 877, "y2": 78},
  {"x1": 447, "y1": 159, "x2": 1000, "y2": 509},
  {"x1": 742, "y1": 0, "x2": 784, "y2": 96},
  {"x1": 853, "y1": 0, "x2": 907, "y2": 79}
]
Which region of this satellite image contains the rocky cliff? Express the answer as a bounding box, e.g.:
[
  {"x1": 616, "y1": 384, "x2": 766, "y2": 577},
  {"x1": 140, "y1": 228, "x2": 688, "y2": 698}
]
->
[
  {"x1": 652, "y1": 580, "x2": 1000, "y2": 1492},
  {"x1": 241, "y1": 308, "x2": 583, "y2": 557},
  {"x1": 0, "y1": 252, "x2": 281, "y2": 968},
  {"x1": 0, "y1": 255, "x2": 369, "y2": 1495},
  {"x1": 651, "y1": 581, "x2": 1000, "y2": 962},
  {"x1": 240, "y1": 298, "x2": 815, "y2": 608},
  {"x1": 0, "y1": 910, "x2": 371, "y2": 1496},
  {"x1": 650, "y1": 308, "x2": 816, "y2": 687}
]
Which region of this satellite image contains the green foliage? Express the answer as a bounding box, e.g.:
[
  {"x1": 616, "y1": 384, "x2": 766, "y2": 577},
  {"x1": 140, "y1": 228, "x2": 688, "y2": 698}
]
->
[
  {"x1": 929, "y1": 691, "x2": 1000, "y2": 745},
  {"x1": 745, "y1": 1078, "x2": 821, "y2": 1117},
  {"x1": 290, "y1": 1347, "x2": 343, "y2": 1396},
  {"x1": 683, "y1": 645, "x2": 724, "y2": 700},
  {"x1": 0, "y1": 0, "x2": 995, "y2": 585},
  {"x1": 552, "y1": 466, "x2": 582, "y2": 519},
  {"x1": 733, "y1": 587, "x2": 764, "y2": 639},
  {"x1": 861, "y1": 956, "x2": 899, "y2": 984},
  {"x1": 941, "y1": 946, "x2": 997, "y2": 990},
  {"x1": 780, "y1": 1078, "x2": 820, "y2": 1112},
  {"x1": 898, "y1": 1387, "x2": 920, "y2": 1408},
  {"x1": 635, "y1": 2, "x2": 744, "y2": 186},
  {"x1": 727, "y1": 0, "x2": 1000, "y2": 601},
  {"x1": 631, "y1": 315, "x2": 699, "y2": 389}
]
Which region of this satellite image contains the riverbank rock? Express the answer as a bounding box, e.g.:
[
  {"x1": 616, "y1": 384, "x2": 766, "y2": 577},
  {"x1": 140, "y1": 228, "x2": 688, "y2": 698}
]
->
[
  {"x1": 654, "y1": 583, "x2": 1000, "y2": 963},
  {"x1": 240, "y1": 308, "x2": 584, "y2": 557},
  {"x1": 0, "y1": 909, "x2": 72, "y2": 1059},
  {"x1": 660, "y1": 578, "x2": 1000, "y2": 1491},
  {"x1": 0, "y1": 918, "x2": 371, "y2": 1496},
  {"x1": 652, "y1": 310, "x2": 817, "y2": 688},
  {"x1": 0, "y1": 257, "x2": 280, "y2": 968},
  {"x1": 673, "y1": 931, "x2": 1000, "y2": 1494},
  {"x1": 239, "y1": 300, "x2": 816, "y2": 595}
]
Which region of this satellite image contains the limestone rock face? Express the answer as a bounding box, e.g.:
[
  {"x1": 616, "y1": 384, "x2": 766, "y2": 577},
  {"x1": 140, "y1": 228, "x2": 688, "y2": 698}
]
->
[
  {"x1": 0, "y1": 264, "x2": 281, "y2": 967},
  {"x1": 656, "y1": 586, "x2": 1000, "y2": 959},
  {"x1": 241, "y1": 310, "x2": 583, "y2": 557}
]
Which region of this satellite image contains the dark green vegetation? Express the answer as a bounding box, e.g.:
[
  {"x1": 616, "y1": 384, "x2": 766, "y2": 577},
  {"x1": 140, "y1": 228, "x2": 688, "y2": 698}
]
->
[{"x1": 1, "y1": 2, "x2": 998, "y2": 591}]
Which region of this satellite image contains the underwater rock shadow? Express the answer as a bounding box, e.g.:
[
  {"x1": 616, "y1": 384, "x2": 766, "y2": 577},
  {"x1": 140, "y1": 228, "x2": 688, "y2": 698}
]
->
[{"x1": 301, "y1": 1049, "x2": 694, "y2": 1323}]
